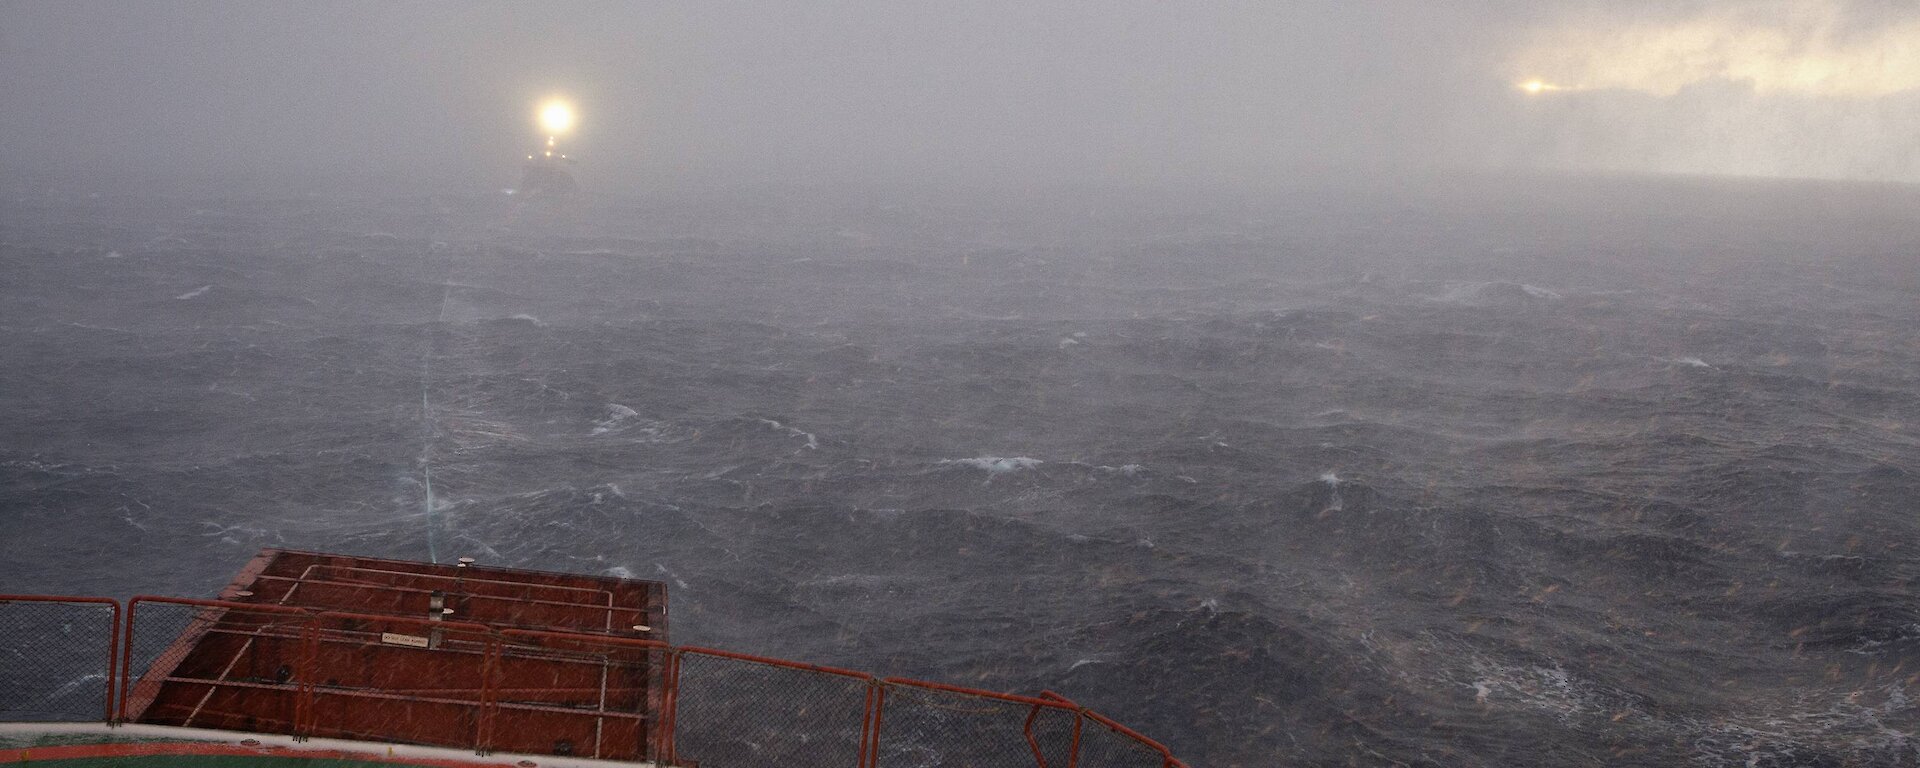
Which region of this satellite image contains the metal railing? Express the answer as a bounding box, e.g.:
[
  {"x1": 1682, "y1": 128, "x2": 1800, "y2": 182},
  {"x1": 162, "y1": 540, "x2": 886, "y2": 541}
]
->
[
  {"x1": 118, "y1": 596, "x2": 315, "y2": 735},
  {"x1": 1, "y1": 593, "x2": 1188, "y2": 768},
  {"x1": 0, "y1": 595, "x2": 119, "y2": 723},
  {"x1": 668, "y1": 647, "x2": 875, "y2": 767},
  {"x1": 492, "y1": 629, "x2": 667, "y2": 760}
]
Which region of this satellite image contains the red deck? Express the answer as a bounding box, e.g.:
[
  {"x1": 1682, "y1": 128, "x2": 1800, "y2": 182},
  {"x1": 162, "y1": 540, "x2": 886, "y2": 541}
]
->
[
  {"x1": 123, "y1": 550, "x2": 670, "y2": 760},
  {"x1": 8, "y1": 559, "x2": 1192, "y2": 768},
  {"x1": 219, "y1": 550, "x2": 666, "y2": 637}
]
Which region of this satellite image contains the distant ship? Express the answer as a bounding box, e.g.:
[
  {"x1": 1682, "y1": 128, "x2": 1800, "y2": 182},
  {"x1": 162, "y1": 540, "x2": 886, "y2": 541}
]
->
[
  {"x1": 518, "y1": 99, "x2": 579, "y2": 196},
  {"x1": 0, "y1": 549, "x2": 1190, "y2": 767},
  {"x1": 520, "y1": 138, "x2": 578, "y2": 196}
]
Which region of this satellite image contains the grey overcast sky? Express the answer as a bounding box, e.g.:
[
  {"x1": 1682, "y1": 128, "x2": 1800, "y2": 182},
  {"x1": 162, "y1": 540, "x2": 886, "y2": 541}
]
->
[{"x1": 4, "y1": 0, "x2": 1918, "y2": 194}]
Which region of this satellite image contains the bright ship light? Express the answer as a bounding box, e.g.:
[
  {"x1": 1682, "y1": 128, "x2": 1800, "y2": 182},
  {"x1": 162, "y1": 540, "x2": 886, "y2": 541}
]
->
[{"x1": 538, "y1": 99, "x2": 576, "y2": 135}]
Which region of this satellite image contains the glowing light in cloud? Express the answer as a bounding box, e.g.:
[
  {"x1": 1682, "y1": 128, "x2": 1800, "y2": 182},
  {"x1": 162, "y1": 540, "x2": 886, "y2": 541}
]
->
[{"x1": 1508, "y1": 1, "x2": 1920, "y2": 97}]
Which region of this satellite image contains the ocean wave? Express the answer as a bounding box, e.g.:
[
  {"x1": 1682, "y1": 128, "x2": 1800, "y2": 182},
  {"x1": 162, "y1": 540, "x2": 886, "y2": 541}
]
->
[
  {"x1": 1426, "y1": 280, "x2": 1564, "y2": 306},
  {"x1": 942, "y1": 456, "x2": 1043, "y2": 473}
]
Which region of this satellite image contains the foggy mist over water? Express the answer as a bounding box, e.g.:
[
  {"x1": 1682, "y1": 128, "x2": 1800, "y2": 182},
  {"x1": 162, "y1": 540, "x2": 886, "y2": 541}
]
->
[
  {"x1": 10, "y1": 1, "x2": 1920, "y2": 192},
  {"x1": 5, "y1": 3, "x2": 1920, "y2": 767}
]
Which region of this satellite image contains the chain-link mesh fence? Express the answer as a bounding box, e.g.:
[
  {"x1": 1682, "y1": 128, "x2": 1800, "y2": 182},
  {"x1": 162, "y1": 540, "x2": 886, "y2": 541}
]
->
[
  {"x1": 491, "y1": 630, "x2": 667, "y2": 761},
  {"x1": 0, "y1": 596, "x2": 117, "y2": 722},
  {"x1": 873, "y1": 682, "x2": 1080, "y2": 768},
  {"x1": 670, "y1": 648, "x2": 873, "y2": 768},
  {"x1": 121, "y1": 598, "x2": 313, "y2": 734},
  {"x1": 1075, "y1": 714, "x2": 1173, "y2": 768}
]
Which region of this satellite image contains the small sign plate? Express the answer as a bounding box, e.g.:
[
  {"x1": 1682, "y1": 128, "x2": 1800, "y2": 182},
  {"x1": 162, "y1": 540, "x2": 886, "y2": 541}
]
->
[{"x1": 380, "y1": 632, "x2": 430, "y2": 648}]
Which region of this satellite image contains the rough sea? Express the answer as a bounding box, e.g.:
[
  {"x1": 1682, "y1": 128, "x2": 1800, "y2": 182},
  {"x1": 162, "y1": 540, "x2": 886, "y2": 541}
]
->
[{"x1": 3, "y1": 175, "x2": 1918, "y2": 767}]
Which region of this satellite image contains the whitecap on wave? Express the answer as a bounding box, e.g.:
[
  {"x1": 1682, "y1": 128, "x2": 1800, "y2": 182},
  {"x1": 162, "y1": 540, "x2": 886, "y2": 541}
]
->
[
  {"x1": 591, "y1": 404, "x2": 641, "y2": 435},
  {"x1": 1427, "y1": 281, "x2": 1563, "y2": 306},
  {"x1": 757, "y1": 418, "x2": 820, "y2": 450},
  {"x1": 943, "y1": 456, "x2": 1043, "y2": 473}
]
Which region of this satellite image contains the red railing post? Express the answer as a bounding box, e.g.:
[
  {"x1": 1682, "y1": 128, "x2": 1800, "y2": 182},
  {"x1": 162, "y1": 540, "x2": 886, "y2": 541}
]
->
[
  {"x1": 117, "y1": 596, "x2": 153, "y2": 725},
  {"x1": 856, "y1": 683, "x2": 874, "y2": 768},
  {"x1": 1071, "y1": 712, "x2": 1083, "y2": 768},
  {"x1": 117, "y1": 598, "x2": 135, "y2": 724},
  {"x1": 297, "y1": 620, "x2": 317, "y2": 740},
  {"x1": 1022, "y1": 702, "x2": 1051, "y2": 768},
  {"x1": 661, "y1": 648, "x2": 682, "y2": 765},
  {"x1": 105, "y1": 599, "x2": 121, "y2": 724},
  {"x1": 477, "y1": 634, "x2": 498, "y2": 755},
  {"x1": 865, "y1": 682, "x2": 887, "y2": 768}
]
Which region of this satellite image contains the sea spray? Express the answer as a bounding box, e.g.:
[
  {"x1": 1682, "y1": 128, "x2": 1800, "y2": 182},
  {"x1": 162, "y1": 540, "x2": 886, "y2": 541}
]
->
[
  {"x1": 420, "y1": 385, "x2": 438, "y2": 563},
  {"x1": 417, "y1": 281, "x2": 453, "y2": 564}
]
